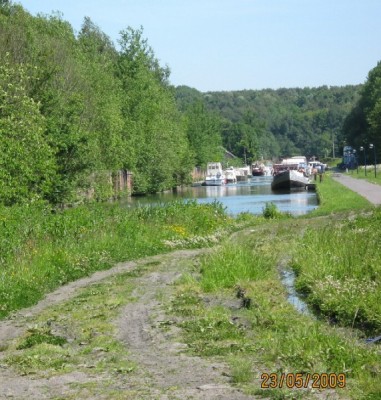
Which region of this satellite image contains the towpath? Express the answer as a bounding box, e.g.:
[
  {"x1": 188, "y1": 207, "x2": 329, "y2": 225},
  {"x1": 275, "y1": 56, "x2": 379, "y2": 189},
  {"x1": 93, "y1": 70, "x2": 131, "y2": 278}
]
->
[{"x1": 331, "y1": 173, "x2": 381, "y2": 205}]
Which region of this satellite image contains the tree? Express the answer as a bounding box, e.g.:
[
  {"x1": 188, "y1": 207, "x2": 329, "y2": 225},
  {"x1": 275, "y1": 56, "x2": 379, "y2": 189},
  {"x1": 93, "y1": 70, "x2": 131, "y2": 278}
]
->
[
  {"x1": 184, "y1": 100, "x2": 223, "y2": 167},
  {"x1": 0, "y1": 58, "x2": 55, "y2": 204},
  {"x1": 343, "y1": 61, "x2": 381, "y2": 160},
  {"x1": 117, "y1": 27, "x2": 192, "y2": 193}
]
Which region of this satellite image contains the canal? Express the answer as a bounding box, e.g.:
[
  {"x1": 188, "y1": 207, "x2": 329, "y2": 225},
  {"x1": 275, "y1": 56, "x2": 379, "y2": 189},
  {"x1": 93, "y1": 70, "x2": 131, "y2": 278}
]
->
[{"x1": 125, "y1": 176, "x2": 318, "y2": 216}]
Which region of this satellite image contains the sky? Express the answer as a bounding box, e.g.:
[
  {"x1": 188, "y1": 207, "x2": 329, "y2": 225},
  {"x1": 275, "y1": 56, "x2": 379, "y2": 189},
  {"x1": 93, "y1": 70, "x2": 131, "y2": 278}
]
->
[{"x1": 17, "y1": 0, "x2": 381, "y2": 92}]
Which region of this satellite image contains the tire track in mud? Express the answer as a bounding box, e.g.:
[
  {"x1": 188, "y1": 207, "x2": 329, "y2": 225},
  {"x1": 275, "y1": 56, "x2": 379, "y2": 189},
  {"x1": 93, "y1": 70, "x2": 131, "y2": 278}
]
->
[
  {"x1": 0, "y1": 249, "x2": 258, "y2": 399},
  {"x1": 115, "y1": 250, "x2": 257, "y2": 399}
]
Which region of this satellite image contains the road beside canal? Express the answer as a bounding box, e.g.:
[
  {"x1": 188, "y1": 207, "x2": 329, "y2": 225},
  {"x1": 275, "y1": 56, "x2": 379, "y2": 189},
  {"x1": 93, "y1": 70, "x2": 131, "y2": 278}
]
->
[{"x1": 332, "y1": 173, "x2": 381, "y2": 205}]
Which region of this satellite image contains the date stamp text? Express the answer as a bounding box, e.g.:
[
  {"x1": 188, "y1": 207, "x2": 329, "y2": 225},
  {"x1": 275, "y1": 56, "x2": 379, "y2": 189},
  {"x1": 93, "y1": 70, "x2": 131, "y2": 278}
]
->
[{"x1": 260, "y1": 373, "x2": 346, "y2": 389}]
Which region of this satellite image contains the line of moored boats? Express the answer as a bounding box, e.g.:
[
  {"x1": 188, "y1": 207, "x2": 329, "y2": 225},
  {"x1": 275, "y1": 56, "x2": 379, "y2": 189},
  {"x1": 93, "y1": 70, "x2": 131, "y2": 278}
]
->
[{"x1": 203, "y1": 157, "x2": 326, "y2": 190}]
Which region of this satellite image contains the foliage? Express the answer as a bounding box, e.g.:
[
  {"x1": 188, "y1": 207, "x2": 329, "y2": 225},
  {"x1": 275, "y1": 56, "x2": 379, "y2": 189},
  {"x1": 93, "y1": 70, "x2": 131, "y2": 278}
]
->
[
  {"x1": 16, "y1": 327, "x2": 67, "y2": 350},
  {"x1": 182, "y1": 100, "x2": 223, "y2": 167},
  {"x1": 262, "y1": 202, "x2": 290, "y2": 219},
  {"x1": 343, "y1": 61, "x2": 381, "y2": 164},
  {"x1": 116, "y1": 27, "x2": 193, "y2": 193},
  {"x1": 292, "y1": 208, "x2": 381, "y2": 333},
  {"x1": 0, "y1": 6, "x2": 192, "y2": 204},
  {"x1": 0, "y1": 56, "x2": 55, "y2": 204}
]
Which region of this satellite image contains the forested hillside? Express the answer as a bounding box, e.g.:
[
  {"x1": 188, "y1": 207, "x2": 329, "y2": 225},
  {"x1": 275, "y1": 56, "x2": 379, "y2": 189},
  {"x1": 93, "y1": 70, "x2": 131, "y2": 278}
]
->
[{"x1": 175, "y1": 85, "x2": 362, "y2": 164}]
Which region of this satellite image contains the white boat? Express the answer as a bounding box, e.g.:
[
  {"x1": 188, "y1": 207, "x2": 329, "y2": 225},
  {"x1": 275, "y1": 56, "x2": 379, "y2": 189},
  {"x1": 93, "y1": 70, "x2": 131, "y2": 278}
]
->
[
  {"x1": 263, "y1": 164, "x2": 273, "y2": 176},
  {"x1": 204, "y1": 162, "x2": 226, "y2": 186},
  {"x1": 308, "y1": 160, "x2": 327, "y2": 174},
  {"x1": 271, "y1": 156, "x2": 310, "y2": 190},
  {"x1": 224, "y1": 167, "x2": 237, "y2": 183},
  {"x1": 235, "y1": 165, "x2": 250, "y2": 182}
]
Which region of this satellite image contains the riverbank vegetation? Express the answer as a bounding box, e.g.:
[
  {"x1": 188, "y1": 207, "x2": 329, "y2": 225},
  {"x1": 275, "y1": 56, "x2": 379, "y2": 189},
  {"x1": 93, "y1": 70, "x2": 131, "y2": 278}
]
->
[
  {"x1": 293, "y1": 209, "x2": 381, "y2": 334},
  {"x1": 0, "y1": 200, "x2": 244, "y2": 319}
]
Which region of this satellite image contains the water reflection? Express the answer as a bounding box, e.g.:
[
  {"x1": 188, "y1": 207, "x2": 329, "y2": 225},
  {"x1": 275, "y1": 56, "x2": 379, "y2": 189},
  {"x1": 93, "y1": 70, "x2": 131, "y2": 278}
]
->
[
  {"x1": 125, "y1": 176, "x2": 318, "y2": 216},
  {"x1": 280, "y1": 270, "x2": 312, "y2": 316}
]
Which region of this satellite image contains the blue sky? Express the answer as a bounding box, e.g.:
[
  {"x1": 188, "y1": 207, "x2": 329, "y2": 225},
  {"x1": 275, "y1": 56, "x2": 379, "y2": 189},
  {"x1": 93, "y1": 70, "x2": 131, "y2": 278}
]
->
[{"x1": 18, "y1": 0, "x2": 381, "y2": 92}]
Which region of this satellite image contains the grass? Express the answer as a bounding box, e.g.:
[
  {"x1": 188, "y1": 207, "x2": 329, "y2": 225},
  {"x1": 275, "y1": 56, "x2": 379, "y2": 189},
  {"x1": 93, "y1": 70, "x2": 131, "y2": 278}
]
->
[
  {"x1": 199, "y1": 242, "x2": 276, "y2": 292},
  {"x1": 292, "y1": 208, "x2": 381, "y2": 334},
  {"x1": 170, "y1": 210, "x2": 381, "y2": 399},
  {"x1": 0, "y1": 200, "x2": 238, "y2": 319},
  {"x1": 307, "y1": 172, "x2": 373, "y2": 216},
  {"x1": 1, "y1": 172, "x2": 380, "y2": 399},
  {"x1": 345, "y1": 165, "x2": 381, "y2": 186}
]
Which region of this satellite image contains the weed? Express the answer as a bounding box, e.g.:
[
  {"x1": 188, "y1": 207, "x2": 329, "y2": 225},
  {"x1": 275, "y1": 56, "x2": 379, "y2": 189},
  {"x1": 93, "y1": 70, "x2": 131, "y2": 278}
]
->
[
  {"x1": 262, "y1": 203, "x2": 290, "y2": 219},
  {"x1": 17, "y1": 327, "x2": 67, "y2": 350},
  {"x1": 229, "y1": 356, "x2": 253, "y2": 383}
]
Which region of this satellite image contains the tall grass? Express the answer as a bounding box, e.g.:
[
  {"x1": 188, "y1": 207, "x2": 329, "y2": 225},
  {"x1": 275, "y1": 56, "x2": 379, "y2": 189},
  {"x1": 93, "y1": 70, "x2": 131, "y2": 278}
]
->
[
  {"x1": 292, "y1": 208, "x2": 381, "y2": 333},
  {"x1": 0, "y1": 200, "x2": 233, "y2": 319},
  {"x1": 200, "y1": 243, "x2": 275, "y2": 292}
]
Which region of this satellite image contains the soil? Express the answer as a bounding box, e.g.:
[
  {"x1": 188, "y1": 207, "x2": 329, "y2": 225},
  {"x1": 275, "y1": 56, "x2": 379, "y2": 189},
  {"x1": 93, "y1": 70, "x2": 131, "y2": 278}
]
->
[{"x1": 0, "y1": 250, "x2": 259, "y2": 399}]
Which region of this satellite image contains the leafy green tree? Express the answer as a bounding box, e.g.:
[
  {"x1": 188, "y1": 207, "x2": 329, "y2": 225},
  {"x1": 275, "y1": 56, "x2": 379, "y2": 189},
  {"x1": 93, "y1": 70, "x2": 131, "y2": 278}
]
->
[
  {"x1": 78, "y1": 17, "x2": 125, "y2": 173},
  {"x1": 117, "y1": 27, "x2": 192, "y2": 193},
  {"x1": 0, "y1": 58, "x2": 55, "y2": 204},
  {"x1": 343, "y1": 61, "x2": 381, "y2": 160},
  {"x1": 183, "y1": 100, "x2": 223, "y2": 167}
]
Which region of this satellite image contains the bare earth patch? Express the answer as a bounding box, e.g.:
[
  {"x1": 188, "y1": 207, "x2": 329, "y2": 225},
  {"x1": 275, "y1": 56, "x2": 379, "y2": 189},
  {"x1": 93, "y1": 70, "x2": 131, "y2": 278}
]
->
[{"x1": 0, "y1": 250, "x2": 259, "y2": 399}]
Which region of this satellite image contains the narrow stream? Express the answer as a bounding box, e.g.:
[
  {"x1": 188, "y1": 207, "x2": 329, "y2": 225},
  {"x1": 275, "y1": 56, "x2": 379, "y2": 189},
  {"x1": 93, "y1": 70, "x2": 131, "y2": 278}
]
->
[{"x1": 280, "y1": 270, "x2": 312, "y2": 316}]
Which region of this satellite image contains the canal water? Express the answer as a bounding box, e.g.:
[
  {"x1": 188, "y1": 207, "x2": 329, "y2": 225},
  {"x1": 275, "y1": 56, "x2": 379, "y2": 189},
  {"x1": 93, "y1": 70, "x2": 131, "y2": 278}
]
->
[{"x1": 125, "y1": 176, "x2": 318, "y2": 216}]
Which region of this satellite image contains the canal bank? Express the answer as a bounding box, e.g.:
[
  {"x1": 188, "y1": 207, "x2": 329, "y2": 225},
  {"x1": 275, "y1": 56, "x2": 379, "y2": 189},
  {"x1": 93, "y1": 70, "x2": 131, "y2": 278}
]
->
[{"x1": 332, "y1": 173, "x2": 381, "y2": 205}]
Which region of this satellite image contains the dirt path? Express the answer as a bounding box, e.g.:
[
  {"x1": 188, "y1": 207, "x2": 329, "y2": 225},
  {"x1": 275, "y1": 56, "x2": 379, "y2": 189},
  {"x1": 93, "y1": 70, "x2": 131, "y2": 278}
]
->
[
  {"x1": 0, "y1": 249, "x2": 259, "y2": 399},
  {"x1": 115, "y1": 251, "x2": 256, "y2": 399}
]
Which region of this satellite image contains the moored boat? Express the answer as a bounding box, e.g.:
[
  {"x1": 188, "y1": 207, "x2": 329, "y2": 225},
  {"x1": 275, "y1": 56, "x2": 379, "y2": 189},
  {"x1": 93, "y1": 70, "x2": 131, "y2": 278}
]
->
[
  {"x1": 271, "y1": 156, "x2": 310, "y2": 190},
  {"x1": 271, "y1": 169, "x2": 310, "y2": 190},
  {"x1": 204, "y1": 162, "x2": 226, "y2": 186},
  {"x1": 224, "y1": 167, "x2": 237, "y2": 183},
  {"x1": 252, "y1": 162, "x2": 265, "y2": 176},
  {"x1": 236, "y1": 166, "x2": 250, "y2": 182}
]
